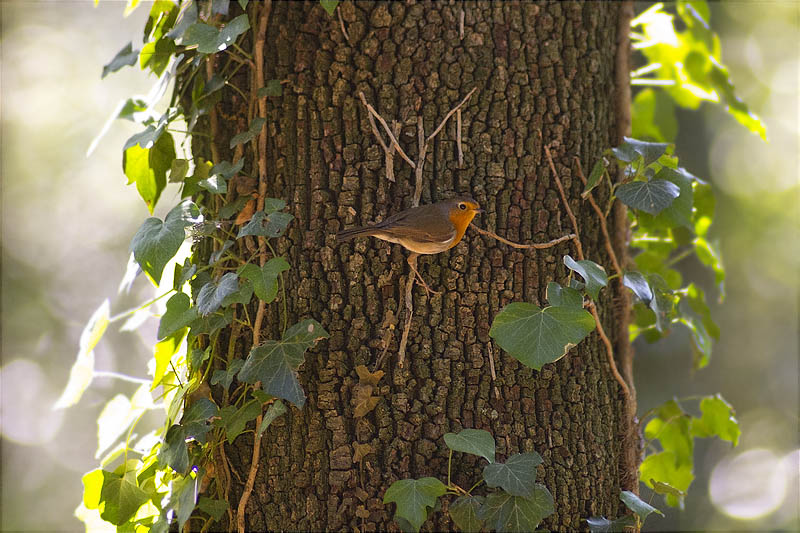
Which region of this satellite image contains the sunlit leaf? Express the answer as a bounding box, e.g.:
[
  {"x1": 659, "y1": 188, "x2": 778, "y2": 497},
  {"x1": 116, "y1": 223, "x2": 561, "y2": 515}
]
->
[
  {"x1": 689, "y1": 394, "x2": 740, "y2": 446},
  {"x1": 443, "y1": 429, "x2": 496, "y2": 463},
  {"x1": 320, "y1": 0, "x2": 339, "y2": 16},
  {"x1": 158, "y1": 293, "x2": 198, "y2": 340},
  {"x1": 489, "y1": 302, "x2": 595, "y2": 370},
  {"x1": 238, "y1": 319, "x2": 329, "y2": 407},
  {"x1": 85, "y1": 469, "x2": 149, "y2": 526},
  {"x1": 641, "y1": 451, "x2": 694, "y2": 508},
  {"x1": 152, "y1": 328, "x2": 186, "y2": 390},
  {"x1": 158, "y1": 424, "x2": 188, "y2": 474},
  {"x1": 623, "y1": 271, "x2": 653, "y2": 304},
  {"x1": 383, "y1": 478, "x2": 447, "y2": 533},
  {"x1": 631, "y1": 88, "x2": 678, "y2": 142},
  {"x1": 54, "y1": 300, "x2": 109, "y2": 409}
]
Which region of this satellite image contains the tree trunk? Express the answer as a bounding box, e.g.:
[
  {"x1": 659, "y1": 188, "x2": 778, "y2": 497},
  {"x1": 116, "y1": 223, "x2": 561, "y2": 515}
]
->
[{"x1": 205, "y1": 1, "x2": 636, "y2": 531}]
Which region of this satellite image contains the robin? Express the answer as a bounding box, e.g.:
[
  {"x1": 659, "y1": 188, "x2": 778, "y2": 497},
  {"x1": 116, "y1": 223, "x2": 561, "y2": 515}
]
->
[{"x1": 336, "y1": 196, "x2": 483, "y2": 294}]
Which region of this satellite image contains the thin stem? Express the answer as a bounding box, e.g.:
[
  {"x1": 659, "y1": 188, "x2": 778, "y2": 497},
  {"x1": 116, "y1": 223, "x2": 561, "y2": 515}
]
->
[
  {"x1": 108, "y1": 289, "x2": 176, "y2": 323},
  {"x1": 470, "y1": 223, "x2": 575, "y2": 250},
  {"x1": 447, "y1": 449, "x2": 453, "y2": 488},
  {"x1": 93, "y1": 371, "x2": 151, "y2": 385}
]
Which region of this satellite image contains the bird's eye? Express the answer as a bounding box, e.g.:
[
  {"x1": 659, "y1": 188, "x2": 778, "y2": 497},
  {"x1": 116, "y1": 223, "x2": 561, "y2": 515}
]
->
[{"x1": 459, "y1": 203, "x2": 467, "y2": 210}]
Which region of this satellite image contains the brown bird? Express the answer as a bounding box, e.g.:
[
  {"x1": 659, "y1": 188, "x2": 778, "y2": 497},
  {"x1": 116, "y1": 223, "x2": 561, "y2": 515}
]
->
[{"x1": 336, "y1": 196, "x2": 483, "y2": 293}]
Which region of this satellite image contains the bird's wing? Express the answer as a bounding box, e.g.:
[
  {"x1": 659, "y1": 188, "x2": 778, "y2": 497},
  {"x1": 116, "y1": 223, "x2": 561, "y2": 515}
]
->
[{"x1": 373, "y1": 205, "x2": 456, "y2": 244}]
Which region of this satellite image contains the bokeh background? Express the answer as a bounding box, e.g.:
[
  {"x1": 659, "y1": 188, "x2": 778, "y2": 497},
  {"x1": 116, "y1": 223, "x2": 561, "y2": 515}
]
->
[{"x1": 1, "y1": 1, "x2": 797, "y2": 531}]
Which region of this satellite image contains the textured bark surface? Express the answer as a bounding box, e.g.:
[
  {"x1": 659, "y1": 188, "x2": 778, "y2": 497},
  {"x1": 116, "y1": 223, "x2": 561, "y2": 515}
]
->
[{"x1": 208, "y1": 2, "x2": 634, "y2": 531}]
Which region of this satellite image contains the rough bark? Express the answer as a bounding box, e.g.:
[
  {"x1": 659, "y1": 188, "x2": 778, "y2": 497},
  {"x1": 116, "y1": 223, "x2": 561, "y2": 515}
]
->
[{"x1": 205, "y1": 1, "x2": 636, "y2": 531}]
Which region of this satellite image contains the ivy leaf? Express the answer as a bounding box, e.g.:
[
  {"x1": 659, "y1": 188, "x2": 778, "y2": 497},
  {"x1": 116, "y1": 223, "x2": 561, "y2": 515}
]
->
[
  {"x1": 685, "y1": 283, "x2": 720, "y2": 340},
  {"x1": 647, "y1": 274, "x2": 677, "y2": 332},
  {"x1": 237, "y1": 209, "x2": 294, "y2": 239},
  {"x1": 489, "y1": 302, "x2": 595, "y2": 370},
  {"x1": 449, "y1": 495, "x2": 485, "y2": 533},
  {"x1": 82, "y1": 469, "x2": 150, "y2": 526},
  {"x1": 169, "y1": 158, "x2": 190, "y2": 183},
  {"x1": 158, "y1": 293, "x2": 198, "y2": 340},
  {"x1": 210, "y1": 158, "x2": 244, "y2": 179},
  {"x1": 198, "y1": 174, "x2": 227, "y2": 194},
  {"x1": 140, "y1": 37, "x2": 176, "y2": 77},
  {"x1": 631, "y1": 88, "x2": 678, "y2": 143},
  {"x1": 230, "y1": 117, "x2": 266, "y2": 148},
  {"x1": 211, "y1": 359, "x2": 244, "y2": 391},
  {"x1": 211, "y1": 0, "x2": 230, "y2": 15},
  {"x1": 131, "y1": 200, "x2": 200, "y2": 284},
  {"x1": 679, "y1": 316, "x2": 713, "y2": 370},
  {"x1": 645, "y1": 400, "x2": 693, "y2": 466},
  {"x1": 623, "y1": 271, "x2": 653, "y2": 304},
  {"x1": 320, "y1": 0, "x2": 339, "y2": 16},
  {"x1": 54, "y1": 299, "x2": 109, "y2": 409},
  {"x1": 620, "y1": 490, "x2": 664, "y2": 522},
  {"x1": 197, "y1": 497, "x2": 228, "y2": 521},
  {"x1": 220, "y1": 196, "x2": 252, "y2": 219},
  {"x1": 563, "y1": 256, "x2": 608, "y2": 300},
  {"x1": 182, "y1": 22, "x2": 222, "y2": 53},
  {"x1": 217, "y1": 14, "x2": 250, "y2": 50},
  {"x1": 615, "y1": 179, "x2": 680, "y2": 216},
  {"x1": 693, "y1": 236, "x2": 725, "y2": 296},
  {"x1": 443, "y1": 429, "x2": 496, "y2": 463},
  {"x1": 482, "y1": 452, "x2": 543, "y2": 498},
  {"x1": 638, "y1": 167, "x2": 694, "y2": 228},
  {"x1": 383, "y1": 478, "x2": 447, "y2": 533},
  {"x1": 477, "y1": 486, "x2": 554, "y2": 533},
  {"x1": 239, "y1": 257, "x2": 290, "y2": 303},
  {"x1": 650, "y1": 479, "x2": 686, "y2": 500},
  {"x1": 257, "y1": 79, "x2": 283, "y2": 97},
  {"x1": 167, "y1": 473, "x2": 198, "y2": 531},
  {"x1": 689, "y1": 394, "x2": 740, "y2": 446},
  {"x1": 196, "y1": 273, "x2": 239, "y2": 316},
  {"x1": 546, "y1": 282, "x2": 583, "y2": 309},
  {"x1": 217, "y1": 401, "x2": 261, "y2": 444},
  {"x1": 258, "y1": 399, "x2": 287, "y2": 435},
  {"x1": 189, "y1": 308, "x2": 233, "y2": 336},
  {"x1": 181, "y1": 398, "x2": 218, "y2": 442},
  {"x1": 617, "y1": 137, "x2": 670, "y2": 166},
  {"x1": 582, "y1": 158, "x2": 607, "y2": 197},
  {"x1": 152, "y1": 329, "x2": 186, "y2": 390},
  {"x1": 102, "y1": 42, "x2": 139, "y2": 78},
  {"x1": 586, "y1": 515, "x2": 636, "y2": 533},
  {"x1": 263, "y1": 197, "x2": 287, "y2": 213},
  {"x1": 238, "y1": 319, "x2": 329, "y2": 407},
  {"x1": 158, "y1": 424, "x2": 189, "y2": 474},
  {"x1": 640, "y1": 454, "x2": 694, "y2": 508}
]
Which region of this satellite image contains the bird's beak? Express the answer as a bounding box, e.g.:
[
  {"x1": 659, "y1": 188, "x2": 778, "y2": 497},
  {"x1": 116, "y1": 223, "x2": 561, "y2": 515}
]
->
[{"x1": 474, "y1": 208, "x2": 484, "y2": 213}]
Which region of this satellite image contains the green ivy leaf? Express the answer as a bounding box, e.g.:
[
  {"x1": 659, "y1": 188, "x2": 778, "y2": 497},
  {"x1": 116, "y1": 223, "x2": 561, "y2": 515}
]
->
[
  {"x1": 218, "y1": 14, "x2": 250, "y2": 50},
  {"x1": 631, "y1": 88, "x2": 678, "y2": 142},
  {"x1": 693, "y1": 236, "x2": 725, "y2": 296},
  {"x1": 83, "y1": 469, "x2": 149, "y2": 526},
  {"x1": 54, "y1": 299, "x2": 109, "y2": 409},
  {"x1": 102, "y1": 42, "x2": 140, "y2": 78},
  {"x1": 221, "y1": 278, "x2": 253, "y2": 307},
  {"x1": 650, "y1": 479, "x2": 686, "y2": 500},
  {"x1": 131, "y1": 200, "x2": 199, "y2": 284},
  {"x1": 211, "y1": 359, "x2": 244, "y2": 391},
  {"x1": 158, "y1": 424, "x2": 189, "y2": 474},
  {"x1": 140, "y1": 37, "x2": 176, "y2": 77},
  {"x1": 689, "y1": 394, "x2": 740, "y2": 446},
  {"x1": 197, "y1": 497, "x2": 228, "y2": 521},
  {"x1": 237, "y1": 210, "x2": 294, "y2": 239},
  {"x1": 620, "y1": 490, "x2": 664, "y2": 522},
  {"x1": 210, "y1": 159, "x2": 244, "y2": 179},
  {"x1": 169, "y1": 158, "x2": 190, "y2": 183},
  {"x1": 477, "y1": 486, "x2": 554, "y2": 533},
  {"x1": 239, "y1": 257, "x2": 290, "y2": 303},
  {"x1": 623, "y1": 271, "x2": 653, "y2": 304},
  {"x1": 638, "y1": 167, "x2": 695, "y2": 228},
  {"x1": 230, "y1": 117, "x2": 266, "y2": 148},
  {"x1": 489, "y1": 302, "x2": 595, "y2": 370},
  {"x1": 645, "y1": 400, "x2": 693, "y2": 466},
  {"x1": 546, "y1": 281, "x2": 584, "y2": 308},
  {"x1": 641, "y1": 451, "x2": 694, "y2": 507},
  {"x1": 158, "y1": 293, "x2": 198, "y2": 340},
  {"x1": 220, "y1": 196, "x2": 252, "y2": 219},
  {"x1": 586, "y1": 515, "x2": 636, "y2": 533},
  {"x1": 620, "y1": 137, "x2": 670, "y2": 165},
  {"x1": 181, "y1": 398, "x2": 218, "y2": 442},
  {"x1": 258, "y1": 79, "x2": 283, "y2": 97},
  {"x1": 582, "y1": 158, "x2": 607, "y2": 196},
  {"x1": 443, "y1": 429, "x2": 496, "y2": 463},
  {"x1": 647, "y1": 274, "x2": 677, "y2": 332},
  {"x1": 182, "y1": 22, "x2": 222, "y2": 53},
  {"x1": 196, "y1": 273, "x2": 239, "y2": 316},
  {"x1": 482, "y1": 452, "x2": 542, "y2": 498},
  {"x1": 383, "y1": 477, "x2": 447, "y2": 533},
  {"x1": 166, "y1": 473, "x2": 198, "y2": 531},
  {"x1": 563, "y1": 255, "x2": 608, "y2": 300},
  {"x1": 320, "y1": 0, "x2": 340, "y2": 16},
  {"x1": 189, "y1": 308, "x2": 233, "y2": 336},
  {"x1": 238, "y1": 319, "x2": 329, "y2": 407},
  {"x1": 616, "y1": 179, "x2": 680, "y2": 216},
  {"x1": 449, "y1": 494, "x2": 485, "y2": 533},
  {"x1": 258, "y1": 399, "x2": 287, "y2": 435},
  {"x1": 217, "y1": 401, "x2": 261, "y2": 444},
  {"x1": 263, "y1": 198, "x2": 287, "y2": 213},
  {"x1": 679, "y1": 316, "x2": 713, "y2": 369},
  {"x1": 198, "y1": 174, "x2": 227, "y2": 194}
]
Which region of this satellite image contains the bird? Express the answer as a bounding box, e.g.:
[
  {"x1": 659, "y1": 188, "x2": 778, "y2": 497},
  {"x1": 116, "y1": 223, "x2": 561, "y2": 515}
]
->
[{"x1": 336, "y1": 196, "x2": 483, "y2": 294}]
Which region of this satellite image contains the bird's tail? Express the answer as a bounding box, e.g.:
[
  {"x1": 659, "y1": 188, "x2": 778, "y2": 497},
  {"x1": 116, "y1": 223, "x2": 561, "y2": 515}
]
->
[{"x1": 336, "y1": 225, "x2": 378, "y2": 242}]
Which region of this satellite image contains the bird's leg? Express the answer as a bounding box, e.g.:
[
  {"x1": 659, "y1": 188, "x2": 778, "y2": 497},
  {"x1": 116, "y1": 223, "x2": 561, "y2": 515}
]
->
[{"x1": 407, "y1": 253, "x2": 441, "y2": 295}]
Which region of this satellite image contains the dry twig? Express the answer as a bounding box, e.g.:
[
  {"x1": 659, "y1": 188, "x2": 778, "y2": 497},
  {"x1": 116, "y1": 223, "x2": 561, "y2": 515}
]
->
[
  {"x1": 358, "y1": 92, "x2": 416, "y2": 168},
  {"x1": 574, "y1": 157, "x2": 623, "y2": 277},
  {"x1": 470, "y1": 223, "x2": 575, "y2": 250}
]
